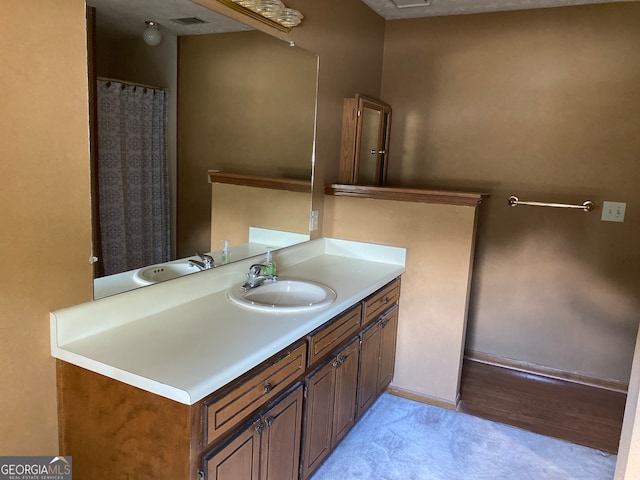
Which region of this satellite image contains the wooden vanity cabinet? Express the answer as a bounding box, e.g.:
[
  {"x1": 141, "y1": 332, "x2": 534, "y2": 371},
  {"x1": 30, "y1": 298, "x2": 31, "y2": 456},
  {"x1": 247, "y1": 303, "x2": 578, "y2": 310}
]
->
[
  {"x1": 57, "y1": 278, "x2": 401, "y2": 480},
  {"x1": 301, "y1": 337, "x2": 360, "y2": 480},
  {"x1": 202, "y1": 384, "x2": 303, "y2": 480}
]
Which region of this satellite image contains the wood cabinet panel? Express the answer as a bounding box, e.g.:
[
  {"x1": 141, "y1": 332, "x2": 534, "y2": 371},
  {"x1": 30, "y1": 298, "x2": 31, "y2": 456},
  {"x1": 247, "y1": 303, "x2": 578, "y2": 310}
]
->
[
  {"x1": 362, "y1": 278, "x2": 400, "y2": 327},
  {"x1": 203, "y1": 385, "x2": 304, "y2": 480},
  {"x1": 204, "y1": 418, "x2": 261, "y2": 480},
  {"x1": 307, "y1": 305, "x2": 361, "y2": 366},
  {"x1": 357, "y1": 322, "x2": 382, "y2": 418},
  {"x1": 260, "y1": 385, "x2": 303, "y2": 480},
  {"x1": 204, "y1": 343, "x2": 306, "y2": 445},
  {"x1": 377, "y1": 306, "x2": 399, "y2": 393},
  {"x1": 301, "y1": 361, "x2": 335, "y2": 479},
  {"x1": 301, "y1": 337, "x2": 360, "y2": 480},
  {"x1": 331, "y1": 338, "x2": 360, "y2": 448},
  {"x1": 56, "y1": 361, "x2": 196, "y2": 480}
]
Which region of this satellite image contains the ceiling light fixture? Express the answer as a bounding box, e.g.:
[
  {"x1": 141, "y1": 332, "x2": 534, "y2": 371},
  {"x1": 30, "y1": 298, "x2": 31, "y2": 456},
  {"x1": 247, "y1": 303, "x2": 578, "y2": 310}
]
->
[
  {"x1": 142, "y1": 21, "x2": 162, "y2": 46},
  {"x1": 225, "y1": 0, "x2": 303, "y2": 31}
]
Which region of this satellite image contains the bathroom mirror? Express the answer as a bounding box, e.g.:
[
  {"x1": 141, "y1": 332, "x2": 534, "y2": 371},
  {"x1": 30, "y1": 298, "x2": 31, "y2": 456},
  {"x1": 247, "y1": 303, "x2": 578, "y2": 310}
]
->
[{"x1": 87, "y1": 0, "x2": 317, "y2": 299}]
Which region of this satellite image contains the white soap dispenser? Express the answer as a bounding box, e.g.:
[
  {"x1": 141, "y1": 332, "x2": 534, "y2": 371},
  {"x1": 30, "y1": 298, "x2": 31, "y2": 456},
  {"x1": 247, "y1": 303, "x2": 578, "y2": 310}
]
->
[
  {"x1": 263, "y1": 247, "x2": 276, "y2": 276},
  {"x1": 221, "y1": 240, "x2": 230, "y2": 265}
]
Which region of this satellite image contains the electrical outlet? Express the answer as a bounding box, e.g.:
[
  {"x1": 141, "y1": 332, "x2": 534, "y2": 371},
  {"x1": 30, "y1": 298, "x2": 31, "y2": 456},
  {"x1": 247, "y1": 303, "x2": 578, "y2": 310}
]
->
[
  {"x1": 601, "y1": 201, "x2": 626, "y2": 223},
  {"x1": 310, "y1": 210, "x2": 319, "y2": 231}
]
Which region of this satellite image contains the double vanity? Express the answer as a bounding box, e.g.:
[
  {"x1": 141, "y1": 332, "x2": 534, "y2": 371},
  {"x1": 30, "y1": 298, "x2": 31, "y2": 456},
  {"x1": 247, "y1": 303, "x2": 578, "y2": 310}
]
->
[{"x1": 51, "y1": 238, "x2": 405, "y2": 479}]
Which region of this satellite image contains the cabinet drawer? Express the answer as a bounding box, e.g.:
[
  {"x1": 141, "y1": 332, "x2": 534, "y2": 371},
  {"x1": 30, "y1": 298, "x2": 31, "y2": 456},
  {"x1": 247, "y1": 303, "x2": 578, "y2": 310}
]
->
[
  {"x1": 362, "y1": 278, "x2": 400, "y2": 326},
  {"x1": 204, "y1": 342, "x2": 306, "y2": 445},
  {"x1": 307, "y1": 305, "x2": 362, "y2": 366}
]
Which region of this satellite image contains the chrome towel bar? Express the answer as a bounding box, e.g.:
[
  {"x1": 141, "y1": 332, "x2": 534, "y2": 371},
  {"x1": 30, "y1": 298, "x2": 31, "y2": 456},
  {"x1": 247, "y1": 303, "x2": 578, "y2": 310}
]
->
[{"x1": 508, "y1": 195, "x2": 595, "y2": 212}]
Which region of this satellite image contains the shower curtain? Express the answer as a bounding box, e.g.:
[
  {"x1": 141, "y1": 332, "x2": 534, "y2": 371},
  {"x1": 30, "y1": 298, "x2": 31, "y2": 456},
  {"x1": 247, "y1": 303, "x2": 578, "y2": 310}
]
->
[{"x1": 96, "y1": 79, "x2": 170, "y2": 276}]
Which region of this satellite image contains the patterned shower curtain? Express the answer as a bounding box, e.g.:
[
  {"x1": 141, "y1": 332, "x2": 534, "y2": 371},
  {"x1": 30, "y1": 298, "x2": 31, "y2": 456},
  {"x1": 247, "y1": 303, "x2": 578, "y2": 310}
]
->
[{"x1": 96, "y1": 79, "x2": 170, "y2": 276}]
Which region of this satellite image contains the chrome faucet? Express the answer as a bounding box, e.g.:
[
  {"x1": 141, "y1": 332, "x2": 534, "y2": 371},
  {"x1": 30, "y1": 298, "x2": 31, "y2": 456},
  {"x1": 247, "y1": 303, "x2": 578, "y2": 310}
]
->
[
  {"x1": 241, "y1": 263, "x2": 278, "y2": 290},
  {"x1": 189, "y1": 252, "x2": 215, "y2": 271}
]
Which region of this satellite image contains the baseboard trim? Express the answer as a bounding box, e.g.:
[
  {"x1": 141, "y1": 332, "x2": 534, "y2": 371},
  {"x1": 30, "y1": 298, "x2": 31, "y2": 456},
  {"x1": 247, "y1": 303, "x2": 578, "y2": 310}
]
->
[
  {"x1": 387, "y1": 385, "x2": 457, "y2": 410},
  {"x1": 459, "y1": 357, "x2": 626, "y2": 454},
  {"x1": 466, "y1": 350, "x2": 628, "y2": 393}
]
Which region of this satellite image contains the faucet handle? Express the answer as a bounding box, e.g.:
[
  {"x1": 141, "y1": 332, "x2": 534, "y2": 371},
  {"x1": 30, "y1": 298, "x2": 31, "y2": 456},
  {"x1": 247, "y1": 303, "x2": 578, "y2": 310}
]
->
[
  {"x1": 249, "y1": 264, "x2": 264, "y2": 276},
  {"x1": 196, "y1": 252, "x2": 214, "y2": 268}
]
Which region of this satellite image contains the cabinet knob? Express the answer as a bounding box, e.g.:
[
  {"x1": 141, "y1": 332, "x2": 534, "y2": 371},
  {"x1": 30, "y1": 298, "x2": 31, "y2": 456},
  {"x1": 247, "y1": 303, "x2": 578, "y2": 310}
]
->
[
  {"x1": 263, "y1": 382, "x2": 273, "y2": 394},
  {"x1": 255, "y1": 422, "x2": 264, "y2": 434},
  {"x1": 383, "y1": 297, "x2": 389, "y2": 304},
  {"x1": 266, "y1": 416, "x2": 274, "y2": 426}
]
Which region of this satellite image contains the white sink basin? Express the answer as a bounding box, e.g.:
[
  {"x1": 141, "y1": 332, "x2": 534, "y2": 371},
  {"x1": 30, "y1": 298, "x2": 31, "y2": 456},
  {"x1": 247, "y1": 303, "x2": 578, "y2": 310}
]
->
[
  {"x1": 227, "y1": 280, "x2": 336, "y2": 313},
  {"x1": 133, "y1": 262, "x2": 199, "y2": 285}
]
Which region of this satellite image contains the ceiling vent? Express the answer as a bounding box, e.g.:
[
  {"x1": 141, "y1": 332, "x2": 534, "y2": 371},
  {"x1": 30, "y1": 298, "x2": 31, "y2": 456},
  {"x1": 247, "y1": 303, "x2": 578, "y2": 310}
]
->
[
  {"x1": 389, "y1": 0, "x2": 432, "y2": 7},
  {"x1": 170, "y1": 17, "x2": 209, "y2": 25}
]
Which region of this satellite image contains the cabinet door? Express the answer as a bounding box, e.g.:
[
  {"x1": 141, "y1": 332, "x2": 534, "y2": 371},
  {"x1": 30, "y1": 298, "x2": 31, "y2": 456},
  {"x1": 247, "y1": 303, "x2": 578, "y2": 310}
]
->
[
  {"x1": 332, "y1": 337, "x2": 360, "y2": 448},
  {"x1": 204, "y1": 418, "x2": 261, "y2": 480},
  {"x1": 301, "y1": 361, "x2": 335, "y2": 479},
  {"x1": 377, "y1": 306, "x2": 399, "y2": 394},
  {"x1": 260, "y1": 385, "x2": 303, "y2": 480},
  {"x1": 357, "y1": 322, "x2": 381, "y2": 419}
]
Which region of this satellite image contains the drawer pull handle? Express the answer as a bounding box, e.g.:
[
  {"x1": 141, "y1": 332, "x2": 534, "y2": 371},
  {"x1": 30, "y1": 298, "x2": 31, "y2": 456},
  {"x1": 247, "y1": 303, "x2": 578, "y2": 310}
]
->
[
  {"x1": 383, "y1": 297, "x2": 389, "y2": 304},
  {"x1": 263, "y1": 382, "x2": 273, "y2": 394}
]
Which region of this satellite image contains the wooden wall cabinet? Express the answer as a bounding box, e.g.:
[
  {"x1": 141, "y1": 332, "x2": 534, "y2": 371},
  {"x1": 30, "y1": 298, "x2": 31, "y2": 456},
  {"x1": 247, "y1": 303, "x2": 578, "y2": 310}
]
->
[{"x1": 338, "y1": 94, "x2": 392, "y2": 186}]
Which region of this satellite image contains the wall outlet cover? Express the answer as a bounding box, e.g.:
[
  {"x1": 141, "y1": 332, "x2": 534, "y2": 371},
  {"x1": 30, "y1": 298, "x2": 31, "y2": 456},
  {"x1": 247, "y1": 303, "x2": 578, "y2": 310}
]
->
[
  {"x1": 310, "y1": 210, "x2": 319, "y2": 231},
  {"x1": 601, "y1": 201, "x2": 626, "y2": 222}
]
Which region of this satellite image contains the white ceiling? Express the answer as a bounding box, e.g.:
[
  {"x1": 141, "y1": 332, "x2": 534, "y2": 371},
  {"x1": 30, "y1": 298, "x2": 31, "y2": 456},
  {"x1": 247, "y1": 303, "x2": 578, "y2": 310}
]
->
[
  {"x1": 88, "y1": 0, "x2": 636, "y2": 38},
  {"x1": 360, "y1": 0, "x2": 635, "y2": 19},
  {"x1": 87, "y1": 0, "x2": 252, "y2": 38}
]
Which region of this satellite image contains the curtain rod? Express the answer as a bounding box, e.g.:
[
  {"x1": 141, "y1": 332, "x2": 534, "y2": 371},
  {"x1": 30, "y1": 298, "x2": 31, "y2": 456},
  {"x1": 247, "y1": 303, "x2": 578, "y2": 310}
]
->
[{"x1": 97, "y1": 76, "x2": 168, "y2": 92}]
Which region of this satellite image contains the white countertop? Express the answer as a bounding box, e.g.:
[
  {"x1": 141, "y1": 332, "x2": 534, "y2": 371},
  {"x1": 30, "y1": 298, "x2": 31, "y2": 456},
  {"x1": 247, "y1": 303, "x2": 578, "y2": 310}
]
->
[{"x1": 51, "y1": 238, "x2": 405, "y2": 405}]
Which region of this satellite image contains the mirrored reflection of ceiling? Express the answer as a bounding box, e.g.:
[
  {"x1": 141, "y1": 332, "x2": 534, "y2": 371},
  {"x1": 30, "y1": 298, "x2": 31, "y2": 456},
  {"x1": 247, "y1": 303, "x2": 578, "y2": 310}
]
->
[
  {"x1": 86, "y1": 0, "x2": 252, "y2": 38},
  {"x1": 360, "y1": 0, "x2": 632, "y2": 19}
]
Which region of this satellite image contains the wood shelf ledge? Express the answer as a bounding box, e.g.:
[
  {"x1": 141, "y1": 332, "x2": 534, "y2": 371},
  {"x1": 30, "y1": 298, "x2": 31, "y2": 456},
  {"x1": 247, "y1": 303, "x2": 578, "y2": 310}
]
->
[
  {"x1": 324, "y1": 184, "x2": 489, "y2": 207},
  {"x1": 209, "y1": 172, "x2": 311, "y2": 193}
]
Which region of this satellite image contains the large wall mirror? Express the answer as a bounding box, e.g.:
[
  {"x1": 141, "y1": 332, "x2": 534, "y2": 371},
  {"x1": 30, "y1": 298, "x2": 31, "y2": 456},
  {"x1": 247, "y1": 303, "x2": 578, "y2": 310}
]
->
[{"x1": 87, "y1": 0, "x2": 318, "y2": 299}]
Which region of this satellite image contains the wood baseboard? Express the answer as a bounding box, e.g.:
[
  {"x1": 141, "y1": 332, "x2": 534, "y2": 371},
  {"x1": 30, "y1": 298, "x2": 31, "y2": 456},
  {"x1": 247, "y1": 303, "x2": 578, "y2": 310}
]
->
[
  {"x1": 458, "y1": 358, "x2": 626, "y2": 454},
  {"x1": 387, "y1": 385, "x2": 457, "y2": 410}
]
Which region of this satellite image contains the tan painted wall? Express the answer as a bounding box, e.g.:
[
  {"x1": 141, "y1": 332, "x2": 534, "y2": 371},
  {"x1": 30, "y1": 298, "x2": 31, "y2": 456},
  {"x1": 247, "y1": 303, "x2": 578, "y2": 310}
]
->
[
  {"x1": 1, "y1": 0, "x2": 92, "y2": 454},
  {"x1": 285, "y1": 0, "x2": 386, "y2": 234},
  {"x1": 324, "y1": 196, "x2": 479, "y2": 404},
  {"x1": 177, "y1": 31, "x2": 317, "y2": 257},
  {"x1": 381, "y1": 3, "x2": 640, "y2": 384},
  {"x1": 211, "y1": 184, "x2": 311, "y2": 246}
]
